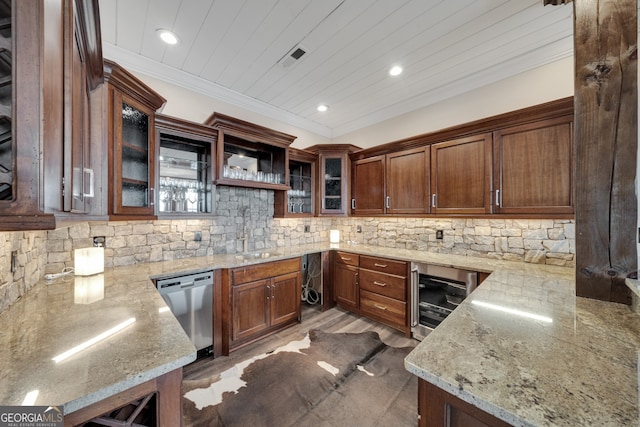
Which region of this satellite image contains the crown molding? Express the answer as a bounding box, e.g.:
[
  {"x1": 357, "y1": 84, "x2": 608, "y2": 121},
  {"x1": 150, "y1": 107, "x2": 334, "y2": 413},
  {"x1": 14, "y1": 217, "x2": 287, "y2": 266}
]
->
[
  {"x1": 102, "y1": 43, "x2": 333, "y2": 138},
  {"x1": 330, "y1": 38, "x2": 574, "y2": 137},
  {"x1": 103, "y1": 40, "x2": 573, "y2": 140}
]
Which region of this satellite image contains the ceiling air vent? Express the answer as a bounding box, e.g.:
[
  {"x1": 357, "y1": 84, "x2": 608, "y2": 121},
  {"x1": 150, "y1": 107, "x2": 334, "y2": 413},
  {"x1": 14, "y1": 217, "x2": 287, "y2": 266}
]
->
[{"x1": 277, "y1": 45, "x2": 307, "y2": 68}]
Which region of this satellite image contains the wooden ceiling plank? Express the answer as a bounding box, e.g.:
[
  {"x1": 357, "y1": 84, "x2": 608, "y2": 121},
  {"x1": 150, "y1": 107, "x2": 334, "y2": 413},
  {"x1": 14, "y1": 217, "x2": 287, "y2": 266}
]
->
[
  {"x1": 161, "y1": 0, "x2": 223, "y2": 71},
  {"x1": 286, "y1": 1, "x2": 563, "y2": 118},
  {"x1": 114, "y1": 0, "x2": 150, "y2": 53},
  {"x1": 137, "y1": 0, "x2": 182, "y2": 63},
  {"x1": 199, "y1": 0, "x2": 280, "y2": 84}
]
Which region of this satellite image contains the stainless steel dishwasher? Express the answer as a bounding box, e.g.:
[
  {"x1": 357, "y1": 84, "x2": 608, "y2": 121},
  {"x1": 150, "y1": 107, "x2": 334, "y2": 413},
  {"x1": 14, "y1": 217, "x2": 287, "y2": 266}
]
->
[{"x1": 157, "y1": 271, "x2": 213, "y2": 356}]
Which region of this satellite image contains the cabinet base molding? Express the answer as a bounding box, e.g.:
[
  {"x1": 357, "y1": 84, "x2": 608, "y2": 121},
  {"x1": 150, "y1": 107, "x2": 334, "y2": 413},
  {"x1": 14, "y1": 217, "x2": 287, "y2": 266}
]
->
[{"x1": 0, "y1": 214, "x2": 56, "y2": 231}]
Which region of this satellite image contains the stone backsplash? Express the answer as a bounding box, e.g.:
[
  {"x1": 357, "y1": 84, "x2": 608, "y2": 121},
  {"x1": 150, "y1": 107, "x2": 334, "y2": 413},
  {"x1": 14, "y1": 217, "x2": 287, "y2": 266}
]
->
[
  {"x1": 0, "y1": 230, "x2": 48, "y2": 313},
  {"x1": 320, "y1": 217, "x2": 575, "y2": 266},
  {"x1": 1, "y1": 187, "x2": 575, "y2": 314}
]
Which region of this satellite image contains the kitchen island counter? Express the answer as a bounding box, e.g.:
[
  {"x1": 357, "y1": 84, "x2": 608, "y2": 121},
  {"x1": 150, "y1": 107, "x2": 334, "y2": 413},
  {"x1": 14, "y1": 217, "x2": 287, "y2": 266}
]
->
[{"x1": 405, "y1": 264, "x2": 640, "y2": 426}]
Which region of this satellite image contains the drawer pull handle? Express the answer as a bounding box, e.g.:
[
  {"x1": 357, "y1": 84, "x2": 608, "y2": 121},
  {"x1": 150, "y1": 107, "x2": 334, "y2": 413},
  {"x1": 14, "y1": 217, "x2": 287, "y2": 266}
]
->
[
  {"x1": 374, "y1": 263, "x2": 387, "y2": 268},
  {"x1": 373, "y1": 281, "x2": 387, "y2": 287},
  {"x1": 374, "y1": 304, "x2": 388, "y2": 311},
  {"x1": 342, "y1": 257, "x2": 352, "y2": 261}
]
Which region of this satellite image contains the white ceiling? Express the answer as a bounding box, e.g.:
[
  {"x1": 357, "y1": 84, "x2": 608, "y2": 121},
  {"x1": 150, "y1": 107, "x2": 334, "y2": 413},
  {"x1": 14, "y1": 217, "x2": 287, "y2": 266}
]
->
[{"x1": 98, "y1": 0, "x2": 573, "y2": 138}]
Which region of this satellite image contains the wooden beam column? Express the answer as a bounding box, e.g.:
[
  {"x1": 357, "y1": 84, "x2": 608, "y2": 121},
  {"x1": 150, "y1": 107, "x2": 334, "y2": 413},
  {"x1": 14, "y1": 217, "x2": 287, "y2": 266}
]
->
[{"x1": 574, "y1": 0, "x2": 637, "y2": 303}]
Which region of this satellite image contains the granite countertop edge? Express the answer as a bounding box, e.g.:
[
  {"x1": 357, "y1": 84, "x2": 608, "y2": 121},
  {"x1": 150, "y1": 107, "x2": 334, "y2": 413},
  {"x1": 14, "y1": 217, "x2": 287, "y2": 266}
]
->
[{"x1": 64, "y1": 352, "x2": 196, "y2": 414}]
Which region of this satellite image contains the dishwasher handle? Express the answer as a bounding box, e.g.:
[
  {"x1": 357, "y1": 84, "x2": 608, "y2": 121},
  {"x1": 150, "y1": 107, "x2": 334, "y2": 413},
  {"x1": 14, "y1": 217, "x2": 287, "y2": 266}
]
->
[{"x1": 411, "y1": 267, "x2": 419, "y2": 328}]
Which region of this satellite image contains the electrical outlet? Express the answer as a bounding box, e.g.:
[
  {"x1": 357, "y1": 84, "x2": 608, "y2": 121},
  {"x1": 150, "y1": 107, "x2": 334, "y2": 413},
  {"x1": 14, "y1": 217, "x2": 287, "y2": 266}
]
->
[
  {"x1": 93, "y1": 236, "x2": 105, "y2": 247},
  {"x1": 356, "y1": 225, "x2": 362, "y2": 233},
  {"x1": 304, "y1": 225, "x2": 310, "y2": 233},
  {"x1": 436, "y1": 230, "x2": 443, "y2": 240},
  {"x1": 195, "y1": 231, "x2": 202, "y2": 241}
]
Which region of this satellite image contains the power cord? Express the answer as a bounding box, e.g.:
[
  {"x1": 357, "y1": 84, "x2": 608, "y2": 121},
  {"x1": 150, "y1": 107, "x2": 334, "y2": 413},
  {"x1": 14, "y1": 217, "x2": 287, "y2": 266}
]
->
[
  {"x1": 302, "y1": 255, "x2": 320, "y2": 305},
  {"x1": 44, "y1": 267, "x2": 75, "y2": 282}
]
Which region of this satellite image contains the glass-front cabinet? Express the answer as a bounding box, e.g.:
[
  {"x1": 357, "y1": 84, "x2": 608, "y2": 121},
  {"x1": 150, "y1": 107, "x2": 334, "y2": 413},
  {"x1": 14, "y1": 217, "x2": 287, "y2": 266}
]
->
[
  {"x1": 310, "y1": 145, "x2": 360, "y2": 216},
  {"x1": 274, "y1": 147, "x2": 315, "y2": 217},
  {"x1": 156, "y1": 114, "x2": 215, "y2": 215},
  {"x1": 205, "y1": 113, "x2": 296, "y2": 190},
  {"x1": 104, "y1": 60, "x2": 166, "y2": 218},
  {"x1": 118, "y1": 97, "x2": 153, "y2": 210}
]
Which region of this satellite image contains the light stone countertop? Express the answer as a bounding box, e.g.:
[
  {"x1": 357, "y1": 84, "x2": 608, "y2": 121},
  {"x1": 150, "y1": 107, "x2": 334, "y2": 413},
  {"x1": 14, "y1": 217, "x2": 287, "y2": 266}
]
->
[
  {"x1": 2, "y1": 242, "x2": 636, "y2": 425},
  {"x1": 406, "y1": 262, "x2": 640, "y2": 426}
]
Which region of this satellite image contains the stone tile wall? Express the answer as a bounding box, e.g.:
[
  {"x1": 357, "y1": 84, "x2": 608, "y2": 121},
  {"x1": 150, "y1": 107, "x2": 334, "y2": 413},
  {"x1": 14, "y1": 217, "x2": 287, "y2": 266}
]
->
[
  {"x1": 46, "y1": 187, "x2": 275, "y2": 272},
  {"x1": 0, "y1": 230, "x2": 48, "y2": 313},
  {"x1": 320, "y1": 217, "x2": 575, "y2": 266}
]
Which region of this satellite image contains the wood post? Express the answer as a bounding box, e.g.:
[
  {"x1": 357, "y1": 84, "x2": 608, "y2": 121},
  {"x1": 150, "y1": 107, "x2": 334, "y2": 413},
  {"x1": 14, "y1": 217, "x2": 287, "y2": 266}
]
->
[{"x1": 574, "y1": 0, "x2": 637, "y2": 303}]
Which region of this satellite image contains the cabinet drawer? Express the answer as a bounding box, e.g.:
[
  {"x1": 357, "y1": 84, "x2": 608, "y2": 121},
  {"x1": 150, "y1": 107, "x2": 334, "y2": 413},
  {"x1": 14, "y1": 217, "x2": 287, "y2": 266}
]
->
[
  {"x1": 335, "y1": 251, "x2": 359, "y2": 267},
  {"x1": 359, "y1": 269, "x2": 406, "y2": 301},
  {"x1": 360, "y1": 255, "x2": 407, "y2": 276},
  {"x1": 360, "y1": 290, "x2": 406, "y2": 327},
  {"x1": 232, "y1": 258, "x2": 300, "y2": 285}
]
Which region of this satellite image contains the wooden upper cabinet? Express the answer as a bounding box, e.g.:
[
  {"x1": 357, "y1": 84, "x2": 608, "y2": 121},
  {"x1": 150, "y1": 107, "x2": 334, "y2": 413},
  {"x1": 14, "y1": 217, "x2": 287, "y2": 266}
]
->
[
  {"x1": 61, "y1": 0, "x2": 104, "y2": 216},
  {"x1": 274, "y1": 147, "x2": 315, "y2": 218},
  {"x1": 352, "y1": 155, "x2": 385, "y2": 215},
  {"x1": 0, "y1": 0, "x2": 103, "y2": 230},
  {"x1": 431, "y1": 133, "x2": 492, "y2": 215},
  {"x1": 493, "y1": 116, "x2": 573, "y2": 214},
  {"x1": 352, "y1": 147, "x2": 430, "y2": 216},
  {"x1": 104, "y1": 60, "x2": 166, "y2": 219},
  {"x1": 205, "y1": 113, "x2": 295, "y2": 191},
  {"x1": 386, "y1": 147, "x2": 430, "y2": 215},
  {"x1": 307, "y1": 145, "x2": 359, "y2": 216}
]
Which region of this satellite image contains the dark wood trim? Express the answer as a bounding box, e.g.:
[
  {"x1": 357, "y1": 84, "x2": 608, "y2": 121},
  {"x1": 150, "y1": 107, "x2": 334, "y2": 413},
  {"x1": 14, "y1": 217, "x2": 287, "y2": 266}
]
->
[
  {"x1": 351, "y1": 97, "x2": 574, "y2": 160},
  {"x1": 205, "y1": 112, "x2": 297, "y2": 149},
  {"x1": 574, "y1": 0, "x2": 636, "y2": 304},
  {"x1": 306, "y1": 143, "x2": 361, "y2": 154},
  {"x1": 155, "y1": 113, "x2": 217, "y2": 140},
  {"x1": 73, "y1": 0, "x2": 103, "y2": 91},
  {"x1": 212, "y1": 269, "x2": 223, "y2": 357},
  {"x1": 103, "y1": 59, "x2": 166, "y2": 111},
  {"x1": 419, "y1": 379, "x2": 512, "y2": 427},
  {"x1": 64, "y1": 368, "x2": 183, "y2": 427}
]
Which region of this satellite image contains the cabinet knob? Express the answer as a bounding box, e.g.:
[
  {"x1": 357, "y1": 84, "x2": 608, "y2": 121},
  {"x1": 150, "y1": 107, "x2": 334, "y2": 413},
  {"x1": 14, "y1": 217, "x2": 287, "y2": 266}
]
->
[
  {"x1": 351, "y1": 198, "x2": 356, "y2": 210},
  {"x1": 385, "y1": 196, "x2": 390, "y2": 209},
  {"x1": 266, "y1": 285, "x2": 270, "y2": 300}
]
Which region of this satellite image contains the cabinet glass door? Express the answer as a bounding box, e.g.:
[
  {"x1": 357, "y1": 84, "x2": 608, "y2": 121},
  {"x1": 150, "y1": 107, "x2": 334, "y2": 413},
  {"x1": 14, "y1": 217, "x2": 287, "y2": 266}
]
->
[
  {"x1": 111, "y1": 91, "x2": 156, "y2": 216},
  {"x1": 120, "y1": 101, "x2": 151, "y2": 208},
  {"x1": 288, "y1": 161, "x2": 312, "y2": 214},
  {"x1": 323, "y1": 157, "x2": 342, "y2": 211}
]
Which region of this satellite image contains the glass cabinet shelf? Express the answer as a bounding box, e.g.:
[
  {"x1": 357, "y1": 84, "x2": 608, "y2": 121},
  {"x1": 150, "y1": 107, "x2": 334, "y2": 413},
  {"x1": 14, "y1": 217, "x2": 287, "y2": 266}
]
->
[
  {"x1": 158, "y1": 142, "x2": 211, "y2": 214},
  {"x1": 155, "y1": 113, "x2": 215, "y2": 216}
]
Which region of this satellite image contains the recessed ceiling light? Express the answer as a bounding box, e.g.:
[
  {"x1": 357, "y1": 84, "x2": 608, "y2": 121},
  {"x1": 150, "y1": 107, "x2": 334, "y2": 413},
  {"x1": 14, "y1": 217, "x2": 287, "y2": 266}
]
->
[
  {"x1": 156, "y1": 29, "x2": 180, "y2": 45},
  {"x1": 389, "y1": 66, "x2": 403, "y2": 76},
  {"x1": 317, "y1": 104, "x2": 329, "y2": 112}
]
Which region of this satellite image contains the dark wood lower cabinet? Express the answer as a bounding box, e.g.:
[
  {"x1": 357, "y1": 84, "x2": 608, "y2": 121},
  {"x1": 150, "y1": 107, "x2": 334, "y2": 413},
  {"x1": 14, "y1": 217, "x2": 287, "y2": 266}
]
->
[
  {"x1": 419, "y1": 379, "x2": 512, "y2": 427},
  {"x1": 226, "y1": 258, "x2": 302, "y2": 352},
  {"x1": 64, "y1": 368, "x2": 183, "y2": 427}
]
